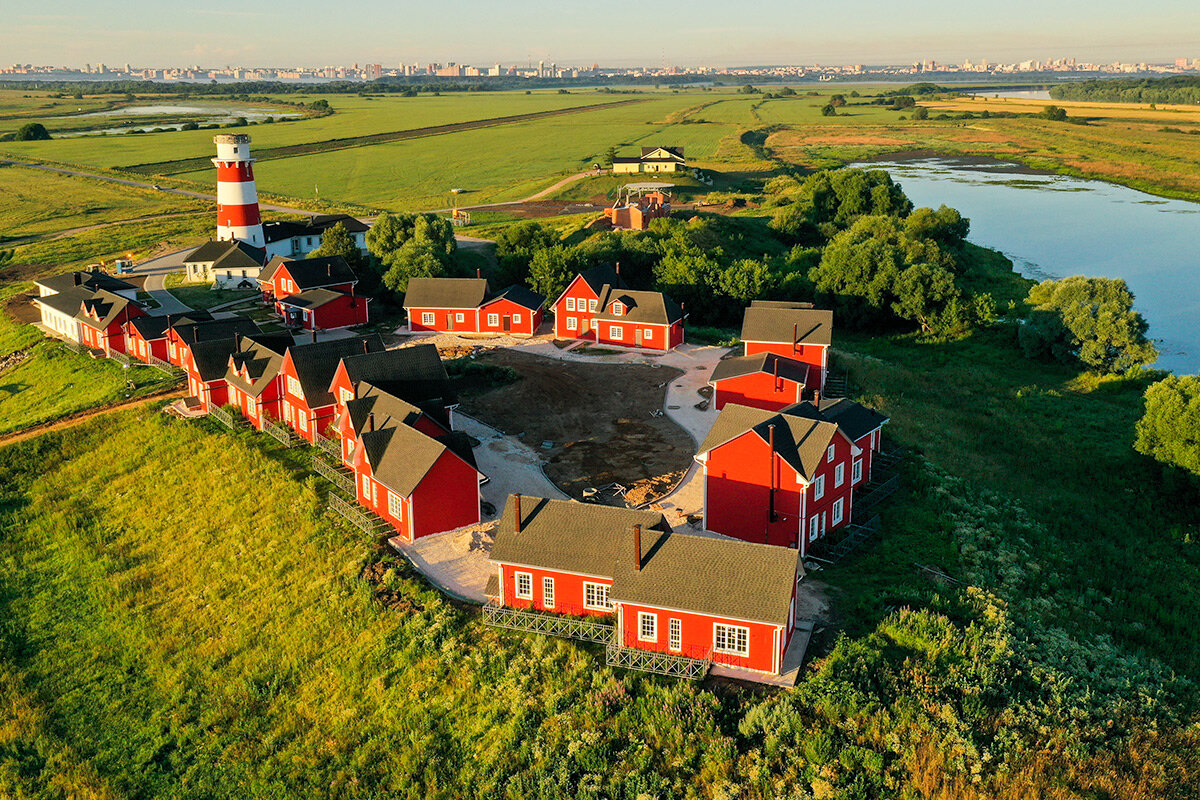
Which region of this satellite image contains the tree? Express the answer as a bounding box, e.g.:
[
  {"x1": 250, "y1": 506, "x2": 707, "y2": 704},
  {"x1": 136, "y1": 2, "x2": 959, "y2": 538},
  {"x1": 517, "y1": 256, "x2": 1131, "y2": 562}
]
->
[
  {"x1": 366, "y1": 211, "x2": 416, "y2": 262},
  {"x1": 1020, "y1": 277, "x2": 1158, "y2": 373},
  {"x1": 829, "y1": 94, "x2": 847, "y2": 107},
  {"x1": 1135, "y1": 376, "x2": 1200, "y2": 476},
  {"x1": 495, "y1": 221, "x2": 558, "y2": 285},
  {"x1": 912, "y1": 106, "x2": 929, "y2": 120},
  {"x1": 904, "y1": 205, "x2": 969, "y2": 247},
  {"x1": 527, "y1": 245, "x2": 579, "y2": 301},
  {"x1": 383, "y1": 241, "x2": 447, "y2": 293},
  {"x1": 603, "y1": 146, "x2": 617, "y2": 166},
  {"x1": 1040, "y1": 105, "x2": 1068, "y2": 122},
  {"x1": 308, "y1": 222, "x2": 364, "y2": 270},
  {"x1": 15, "y1": 123, "x2": 51, "y2": 141},
  {"x1": 740, "y1": 84, "x2": 758, "y2": 95},
  {"x1": 718, "y1": 259, "x2": 776, "y2": 305},
  {"x1": 821, "y1": 104, "x2": 837, "y2": 117}
]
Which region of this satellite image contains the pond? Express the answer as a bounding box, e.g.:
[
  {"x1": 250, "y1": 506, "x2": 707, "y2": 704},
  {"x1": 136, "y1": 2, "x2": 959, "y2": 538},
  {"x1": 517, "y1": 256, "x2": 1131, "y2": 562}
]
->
[
  {"x1": 59, "y1": 103, "x2": 303, "y2": 137},
  {"x1": 964, "y1": 89, "x2": 1053, "y2": 101},
  {"x1": 851, "y1": 155, "x2": 1200, "y2": 373}
]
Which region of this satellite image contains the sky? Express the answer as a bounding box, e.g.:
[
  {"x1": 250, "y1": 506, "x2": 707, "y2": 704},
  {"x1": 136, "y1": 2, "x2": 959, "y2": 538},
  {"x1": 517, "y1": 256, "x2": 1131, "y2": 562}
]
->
[{"x1": 6, "y1": 0, "x2": 1200, "y2": 68}]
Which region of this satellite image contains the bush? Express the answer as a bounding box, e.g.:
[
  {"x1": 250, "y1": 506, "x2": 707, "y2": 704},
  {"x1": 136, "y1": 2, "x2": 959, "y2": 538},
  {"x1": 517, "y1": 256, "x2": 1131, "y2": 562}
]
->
[
  {"x1": 14, "y1": 122, "x2": 51, "y2": 141},
  {"x1": 1135, "y1": 375, "x2": 1200, "y2": 475}
]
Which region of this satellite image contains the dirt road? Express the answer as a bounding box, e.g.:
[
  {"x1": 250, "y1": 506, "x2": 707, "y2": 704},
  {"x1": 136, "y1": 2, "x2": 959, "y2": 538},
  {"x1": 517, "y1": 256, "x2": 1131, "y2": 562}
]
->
[{"x1": 0, "y1": 386, "x2": 185, "y2": 449}]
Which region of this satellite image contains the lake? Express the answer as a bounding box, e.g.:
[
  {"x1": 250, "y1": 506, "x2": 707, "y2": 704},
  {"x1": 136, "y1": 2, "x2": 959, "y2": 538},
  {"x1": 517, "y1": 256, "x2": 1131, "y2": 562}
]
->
[
  {"x1": 59, "y1": 104, "x2": 302, "y2": 137},
  {"x1": 851, "y1": 156, "x2": 1200, "y2": 373},
  {"x1": 965, "y1": 89, "x2": 1053, "y2": 101}
]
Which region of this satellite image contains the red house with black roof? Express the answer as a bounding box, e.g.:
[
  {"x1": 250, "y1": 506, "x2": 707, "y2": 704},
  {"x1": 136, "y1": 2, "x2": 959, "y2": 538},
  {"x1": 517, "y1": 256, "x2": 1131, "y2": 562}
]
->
[
  {"x1": 695, "y1": 402, "x2": 860, "y2": 554},
  {"x1": 488, "y1": 495, "x2": 803, "y2": 676},
  {"x1": 709, "y1": 352, "x2": 814, "y2": 412},
  {"x1": 593, "y1": 286, "x2": 685, "y2": 351},
  {"x1": 77, "y1": 290, "x2": 145, "y2": 355},
  {"x1": 477, "y1": 285, "x2": 546, "y2": 336},
  {"x1": 277, "y1": 288, "x2": 369, "y2": 331},
  {"x1": 785, "y1": 397, "x2": 890, "y2": 487},
  {"x1": 739, "y1": 301, "x2": 833, "y2": 393},
  {"x1": 259, "y1": 255, "x2": 360, "y2": 303},
  {"x1": 551, "y1": 265, "x2": 625, "y2": 340},
  {"x1": 223, "y1": 333, "x2": 294, "y2": 428},
  {"x1": 125, "y1": 312, "x2": 212, "y2": 364},
  {"x1": 166, "y1": 317, "x2": 261, "y2": 368},
  {"x1": 276, "y1": 334, "x2": 386, "y2": 442},
  {"x1": 404, "y1": 277, "x2": 544, "y2": 337},
  {"x1": 327, "y1": 343, "x2": 459, "y2": 430}
]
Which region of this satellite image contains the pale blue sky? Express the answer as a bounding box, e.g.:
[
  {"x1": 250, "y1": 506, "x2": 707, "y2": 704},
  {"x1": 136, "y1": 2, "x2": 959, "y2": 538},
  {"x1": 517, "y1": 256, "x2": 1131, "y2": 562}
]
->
[{"x1": 6, "y1": 0, "x2": 1199, "y2": 68}]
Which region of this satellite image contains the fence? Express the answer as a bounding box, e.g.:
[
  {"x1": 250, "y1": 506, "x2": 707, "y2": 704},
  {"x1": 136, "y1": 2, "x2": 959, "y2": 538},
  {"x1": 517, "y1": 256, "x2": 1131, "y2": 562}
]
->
[
  {"x1": 482, "y1": 601, "x2": 614, "y2": 644},
  {"x1": 108, "y1": 349, "x2": 131, "y2": 367},
  {"x1": 853, "y1": 473, "x2": 900, "y2": 520},
  {"x1": 262, "y1": 419, "x2": 298, "y2": 448},
  {"x1": 606, "y1": 642, "x2": 711, "y2": 681},
  {"x1": 313, "y1": 431, "x2": 341, "y2": 458},
  {"x1": 208, "y1": 405, "x2": 237, "y2": 429},
  {"x1": 814, "y1": 514, "x2": 881, "y2": 563},
  {"x1": 313, "y1": 457, "x2": 355, "y2": 495},
  {"x1": 328, "y1": 493, "x2": 391, "y2": 538},
  {"x1": 146, "y1": 354, "x2": 182, "y2": 376}
]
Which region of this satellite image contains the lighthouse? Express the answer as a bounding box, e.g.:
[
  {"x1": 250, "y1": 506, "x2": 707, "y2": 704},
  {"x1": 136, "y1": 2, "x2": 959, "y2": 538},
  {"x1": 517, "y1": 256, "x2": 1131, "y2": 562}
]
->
[{"x1": 212, "y1": 133, "x2": 264, "y2": 247}]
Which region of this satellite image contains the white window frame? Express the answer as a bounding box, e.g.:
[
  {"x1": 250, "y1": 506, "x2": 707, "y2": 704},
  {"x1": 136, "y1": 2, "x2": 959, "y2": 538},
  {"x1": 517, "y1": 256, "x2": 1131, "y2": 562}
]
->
[
  {"x1": 609, "y1": 325, "x2": 623, "y2": 340},
  {"x1": 814, "y1": 474, "x2": 825, "y2": 500},
  {"x1": 456, "y1": 312, "x2": 466, "y2": 323},
  {"x1": 852, "y1": 459, "x2": 863, "y2": 484},
  {"x1": 668, "y1": 618, "x2": 682, "y2": 652},
  {"x1": 827, "y1": 444, "x2": 836, "y2": 463},
  {"x1": 512, "y1": 313, "x2": 521, "y2": 324},
  {"x1": 340, "y1": 388, "x2": 354, "y2": 405},
  {"x1": 514, "y1": 571, "x2": 533, "y2": 600},
  {"x1": 583, "y1": 582, "x2": 611, "y2": 611},
  {"x1": 565, "y1": 297, "x2": 576, "y2": 311},
  {"x1": 638, "y1": 612, "x2": 657, "y2": 642},
  {"x1": 643, "y1": 328, "x2": 653, "y2": 339},
  {"x1": 834, "y1": 463, "x2": 845, "y2": 488},
  {"x1": 566, "y1": 317, "x2": 578, "y2": 331},
  {"x1": 287, "y1": 376, "x2": 302, "y2": 398},
  {"x1": 361, "y1": 474, "x2": 372, "y2": 499},
  {"x1": 247, "y1": 397, "x2": 257, "y2": 415},
  {"x1": 810, "y1": 514, "x2": 820, "y2": 542},
  {"x1": 589, "y1": 299, "x2": 598, "y2": 312},
  {"x1": 487, "y1": 313, "x2": 499, "y2": 327},
  {"x1": 612, "y1": 303, "x2": 624, "y2": 316},
  {"x1": 832, "y1": 497, "x2": 844, "y2": 526},
  {"x1": 422, "y1": 312, "x2": 435, "y2": 325},
  {"x1": 713, "y1": 623, "x2": 750, "y2": 656},
  {"x1": 388, "y1": 491, "x2": 403, "y2": 519},
  {"x1": 542, "y1": 576, "x2": 555, "y2": 609}
]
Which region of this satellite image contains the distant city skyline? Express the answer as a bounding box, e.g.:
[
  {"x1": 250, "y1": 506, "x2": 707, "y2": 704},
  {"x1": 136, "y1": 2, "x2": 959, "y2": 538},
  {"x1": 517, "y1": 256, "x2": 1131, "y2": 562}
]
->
[{"x1": 6, "y1": 0, "x2": 1199, "y2": 69}]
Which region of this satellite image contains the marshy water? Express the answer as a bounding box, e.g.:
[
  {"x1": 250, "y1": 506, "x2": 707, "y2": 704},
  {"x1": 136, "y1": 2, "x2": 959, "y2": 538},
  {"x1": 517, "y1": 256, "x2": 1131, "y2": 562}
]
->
[
  {"x1": 852, "y1": 156, "x2": 1200, "y2": 373},
  {"x1": 59, "y1": 103, "x2": 302, "y2": 136}
]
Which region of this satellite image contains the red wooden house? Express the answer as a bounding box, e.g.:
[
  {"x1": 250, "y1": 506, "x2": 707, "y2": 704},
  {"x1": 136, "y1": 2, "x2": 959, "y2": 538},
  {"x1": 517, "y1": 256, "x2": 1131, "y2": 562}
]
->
[
  {"x1": 77, "y1": 291, "x2": 145, "y2": 355},
  {"x1": 276, "y1": 335, "x2": 386, "y2": 442},
  {"x1": 327, "y1": 343, "x2": 459, "y2": 430},
  {"x1": 488, "y1": 495, "x2": 803, "y2": 675},
  {"x1": 740, "y1": 301, "x2": 833, "y2": 393},
  {"x1": 258, "y1": 255, "x2": 359, "y2": 304},
  {"x1": 166, "y1": 318, "x2": 260, "y2": 369},
  {"x1": 785, "y1": 398, "x2": 890, "y2": 487},
  {"x1": 404, "y1": 277, "x2": 491, "y2": 334},
  {"x1": 182, "y1": 337, "x2": 242, "y2": 411},
  {"x1": 332, "y1": 384, "x2": 449, "y2": 465},
  {"x1": 551, "y1": 265, "x2": 625, "y2": 340},
  {"x1": 277, "y1": 288, "x2": 370, "y2": 331},
  {"x1": 695, "y1": 402, "x2": 860, "y2": 554},
  {"x1": 709, "y1": 352, "x2": 814, "y2": 412},
  {"x1": 125, "y1": 313, "x2": 212, "y2": 364},
  {"x1": 350, "y1": 416, "x2": 481, "y2": 540},
  {"x1": 592, "y1": 286, "x2": 685, "y2": 351},
  {"x1": 477, "y1": 285, "x2": 546, "y2": 337},
  {"x1": 223, "y1": 334, "x2": 295, "y2": 427}
]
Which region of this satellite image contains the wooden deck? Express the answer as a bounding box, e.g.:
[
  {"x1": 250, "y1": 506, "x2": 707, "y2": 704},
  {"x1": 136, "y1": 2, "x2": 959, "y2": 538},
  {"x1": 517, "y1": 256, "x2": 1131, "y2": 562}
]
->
[{"x1": 708, "y1": 620, "x2": 814, "y2": 688}]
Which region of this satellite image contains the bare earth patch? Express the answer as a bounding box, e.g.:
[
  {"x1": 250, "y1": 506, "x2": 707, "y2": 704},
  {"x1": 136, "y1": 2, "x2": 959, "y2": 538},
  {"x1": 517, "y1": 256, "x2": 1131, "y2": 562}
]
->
[{"x1": 456, "y1": 349, "x2": 694, "y2": 501}]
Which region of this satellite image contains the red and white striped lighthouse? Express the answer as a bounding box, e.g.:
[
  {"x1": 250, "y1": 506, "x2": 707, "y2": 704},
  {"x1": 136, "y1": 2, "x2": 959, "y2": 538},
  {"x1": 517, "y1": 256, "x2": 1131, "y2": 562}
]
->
[{"x1": 212, "y1": 133, "x2": 264, "y2": 247}]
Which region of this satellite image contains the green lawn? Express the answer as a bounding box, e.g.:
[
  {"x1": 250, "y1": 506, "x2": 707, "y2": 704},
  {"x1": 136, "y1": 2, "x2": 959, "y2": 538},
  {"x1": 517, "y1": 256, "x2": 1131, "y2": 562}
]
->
[{"x1": 161, "y1": 277, "x2": 259, "y2": 310}]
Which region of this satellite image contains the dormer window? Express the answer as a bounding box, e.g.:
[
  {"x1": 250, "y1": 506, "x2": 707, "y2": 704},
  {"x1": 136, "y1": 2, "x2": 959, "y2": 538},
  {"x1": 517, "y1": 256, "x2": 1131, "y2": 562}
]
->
[{"x1": 612, "y1": 302, "x2": 624, "y2": 316}]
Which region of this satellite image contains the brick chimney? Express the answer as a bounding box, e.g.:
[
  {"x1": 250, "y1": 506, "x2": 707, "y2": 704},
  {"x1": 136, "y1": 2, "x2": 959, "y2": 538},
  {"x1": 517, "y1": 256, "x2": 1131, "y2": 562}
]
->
[
  {"x1": 311, "y1": 328, "x2": 317, "y2": 343},
  {"x1": 767, "y1": 423, "x2": 777, "y2": 525},
  {"x1": 633, "y1": 523, "x2": 642, "y2": 571},
  {"x1": 367, "y1": 412, "x2": 374, "y2": 432},
  {"x1": 362, "y1": 339, "x2": 369, "y2": 355},
  {"x1": 513, "y1": 494, "x2": 523, "y2": 533}
]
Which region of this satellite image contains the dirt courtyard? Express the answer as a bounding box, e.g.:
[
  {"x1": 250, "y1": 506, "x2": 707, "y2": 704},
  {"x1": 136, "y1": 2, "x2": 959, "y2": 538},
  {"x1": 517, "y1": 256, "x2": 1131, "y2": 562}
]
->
[{"x1": 456, "y1": 349, "x2": 694, "y2": 502}]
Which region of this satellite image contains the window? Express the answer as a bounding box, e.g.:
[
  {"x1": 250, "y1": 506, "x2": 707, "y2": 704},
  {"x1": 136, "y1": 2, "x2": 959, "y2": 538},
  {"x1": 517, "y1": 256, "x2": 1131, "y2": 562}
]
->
[
  {"x1": 515, "y1": 572, "x2": 533, "y2": 600},
  {"x1": 512, "y1": 313, "x2": 521, "y2": 324},
  {"x1": 287, "y1": 376, "x2": 302, "y2": 398},
  {"x1": 361, "y1": 475, "x2": 372, "y2": 500},
  {"x1": 814, "y1": 474, "x2": 825, "y2": 500},
  {"x1": 584, "y1": 582, "x2": 611, "y2": 611},
  {"x1": 832, "y1": 497, "x2": 844, "y2": 526},
  {"x1": 388, "y1": 491, "x2": 403, "y2": 519},
  {"x1": 714, "y1": 624, "x2": 750, "y2": 656},
  {"x1": 247, "y1": 397, "x2": 257, "y2": 415},
  {"x1": 834, "y1": 463, "x2": 845, "y2": 488},
  {"x1": 487, "y1": 313, "x2": 499, "y2": 327},
  {"x1": 565, "y1": 297, "x2": 576, "y2": 311},
  {"x1": 456, "y1": 312, "x2": 465, "y2": 323},
  {"x1": 589, "y1": 299, "x2": 598, "y2": 312},
  {"x1": 827, "y1": 444, "x2": 836, "y2": 463},
  {"x1": 668, "y1": 618, "x2": 682, "y2": 651},
  {"x1": 638, "y1": 612, "x2": 657, "y2": 642},
  {"x1": 340, "y1": 388, "x2": 354, "y2": 405},
  {"x1": 542, "y1": 577, "x2": 555, "y2": 609},
  {"x1": 809, "y1": 514, "x2": 820, "y2": 542},
  {"x1": 566, "y1": 317, "x2": 578, "y2": 331},
  {"x1": 609, "y1": 325, "x2": 623, "y2": 340},
  {"x1": 612, "y1": 302, "x2": 624, "y2": 316},
  {"x1": 644, "y1": 328, "x2": 653, "y2": 339},
  {"x1": 852, "y1": 459, "x2": 863, "y2": 484},
  {"x1": 422, "y1": 312, "x2": 435, "y2": 325},
  {"x1": 298, "y1": 411, "x2": 308, "y2": 431}
]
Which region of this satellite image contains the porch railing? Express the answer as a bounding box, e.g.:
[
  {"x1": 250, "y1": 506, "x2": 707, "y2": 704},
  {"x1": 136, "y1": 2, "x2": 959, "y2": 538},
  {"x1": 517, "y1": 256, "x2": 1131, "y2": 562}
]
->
[
  {"x1": 313, "y1": 431, "x2": 341, "y2": 458},
  {"x1": 482, "y1": 601, "x2": 615, "y2": 644},
  {"x1": 328, "y1": 493, "x2": 392, "y2": 538},
  {"x1": 263, "y1": 419, "x2": 299, "y2": 448},
  {"x1": 209, "y1": 405, "x2": 238, "y2": 429},
  {"x1": 313, "y1": 456, "x2": 355, "y2": 495},
  {"x1": 605, "y1": 641, "x2": 711, "y2": 681}
]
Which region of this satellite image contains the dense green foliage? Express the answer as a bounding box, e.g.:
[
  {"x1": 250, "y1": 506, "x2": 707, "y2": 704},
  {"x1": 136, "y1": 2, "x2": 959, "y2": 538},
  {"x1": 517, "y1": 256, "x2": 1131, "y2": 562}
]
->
[
  {"x1": 13, "y1": 123, "x2": 51, "y2": 141},
  {"x1": 1135, "y1": 375, "x2": 1200, "y2": 475},
  {"x1": 365, "y1": 211, "x2": 457, "y2": 293},
  {"x1": 307, "y1": 220, "x2": 365, "y2": 270},
  {"x1": 1050, "y1": 76, "x2": 1200, "y2": 105},
  {"x1": 1018, "y1": 276, "x2": 1158, "y2": 373}
]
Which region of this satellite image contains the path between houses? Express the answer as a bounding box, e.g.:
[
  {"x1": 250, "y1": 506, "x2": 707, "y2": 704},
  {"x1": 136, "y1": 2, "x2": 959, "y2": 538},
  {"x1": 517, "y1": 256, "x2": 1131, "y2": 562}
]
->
[{"x1": 0, "y1": 386, "x2": 185, "y2": 449}]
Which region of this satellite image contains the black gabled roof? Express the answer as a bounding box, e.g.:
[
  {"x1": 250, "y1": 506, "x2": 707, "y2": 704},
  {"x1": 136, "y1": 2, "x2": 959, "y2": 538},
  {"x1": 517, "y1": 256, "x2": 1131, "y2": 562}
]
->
[
  {"x1": 784, "y1": 398, "x2": 889, "y2": 443},
  {"x1": 740, "y1": 304, "x2": 833, "y2": 347},
  {"x1": 271, "y1": 255, "x2": 359, "y2": 290},
  {"x1": 697, "y1": 402, "x2": 842, "y2": 482},
  {"x1": 77, "y1": 290, "x2": 141, "y2": 330},
  {"x1": 262, "y1": 214, "x2": 368, "y2": 244},
  {"x1": 641, "y1": 146, "x2": 685, "y2": 160},
  {"x1": 340, "y1": 344, "x2": 458, "y2": 412},
  {"x1": 224, "y1": 333, "x2": 293, "y2": 396},
  {"x1": 36, "y1": 269, "x2": 137, "y2": 296},
  {"x1": 172, "y1": 317, "x2": 261, "y2": 346},
  {"x1": 403, "y1": 277, "x2": 490, "y2": 310},
  {"x1": 278, "y1": 288, "x2": 353, "y2": 310},
  {"x1": 183, "y1": 239, "x2": 267, "y2": 269},
  {"x1": 286, "y1": 334, "x2": 385, "y2": 408},
  {"x1": 710, "y1": 352, "x2": 812, "y2": 385},
  {"x1": 490, "y1": 495, "x2": 669, "y2": 579},
  {"x1": 594, "y1": 286, "x2": 683, "y2": 326},
  {"x1": 127, "y1": 312, "x2": 213, "y2": 341},
  {"x1": 190, "y1": 337, "x2": 243, "y2": 382},
  {"x1": 359, "y1": 425, "x2": 476, "y2": 497},
  {"x1": 34, "y1": 285, "x2": 94, "y2": 316},
  {"x1": 610, "y1": 533, "x2": 799, "y2": 627},
  {"x1": 485, "y1": 284, "x2": 545, "y2": 312},
  {"x1": 578, "y1": 264, "x2": 627, "y2": 296}
]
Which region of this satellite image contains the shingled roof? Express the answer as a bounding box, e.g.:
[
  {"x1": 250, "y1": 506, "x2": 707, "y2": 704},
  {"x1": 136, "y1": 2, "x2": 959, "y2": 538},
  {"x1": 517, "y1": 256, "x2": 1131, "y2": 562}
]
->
[
  {"x1": 740, "y1": 304, "x2": 833, "y2": 347},
  {"x1": 594, "y1": 287, "x2": 683, "y2": 326},
  {"x1": 278, "y1": 287, "x2": 356, "y2": 310},
  {"x1": 77, "y1": 290, "x2": 141, "y2": 330},
  {"x1": 610, "y1": 534, "x2": 799, "y2": 627},
  {"x1": 34, "y1": 285, "x2": 94, "y2": 317},
  {"x1": 340, "y1": 386, "x2": 430, "y2": 439},
  {"x1": 490, "y1": 496, "x2": 669, "y2": 578},
  {"x1": 183, "y1": 239, "x2": 267, "y2": 269},
  {"x1": 127, "y1": 312, "x2": 212, "y2": 341},
  {"x1": 403, "y1": 277, "x2": 491, "y2": 310},
  {"x1": 359, "y1": 424, "x2": 476, "y2": 497},
  {"x1": 36, "y1": 269, "x2": 137, "y2": 296},
  {"x1": 172, "y1": 317, "x2": 261, "y2": 346},
  {"x1": 286, "y1": 334, "x2": 385, "y2": 408},
  {"x1": 190, "y1": 337, "x2": 243, "y2": 382},
  {"x1": 710, "y1": 352, "x2": 813, "y2": 386},
  {"x1": 697, "y1": 403, "x2": 846, "y2": 482},
  {"x1": 577, "y1": 264, "x2": 627, "y2": 296},
  {"x1": 261, "y1": 255, "x2": 359, "y2": 290},
  {"x1": 484, "y1": 284, "x2": 546, "y2": 312},
  {"x1": 225, "y1": 334, "x2": 293, "y2": 396},
  {"x1": 262, "y1": 214, "x2": 368, "y2": 244},
  {"x1": 784, "y1": 398, "x2": 889, "y2": 443}
]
